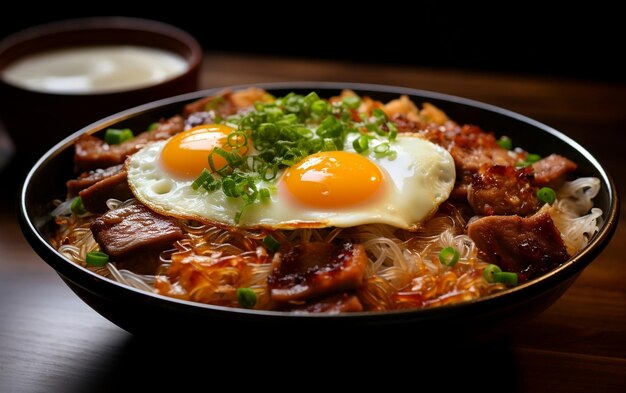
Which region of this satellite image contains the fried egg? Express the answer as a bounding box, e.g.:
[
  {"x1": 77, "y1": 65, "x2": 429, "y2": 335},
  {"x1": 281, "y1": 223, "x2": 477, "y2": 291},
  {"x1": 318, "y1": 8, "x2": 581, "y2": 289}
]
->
[{"x1": 127, "y1": 124, "x2": 455, "y2": 230}]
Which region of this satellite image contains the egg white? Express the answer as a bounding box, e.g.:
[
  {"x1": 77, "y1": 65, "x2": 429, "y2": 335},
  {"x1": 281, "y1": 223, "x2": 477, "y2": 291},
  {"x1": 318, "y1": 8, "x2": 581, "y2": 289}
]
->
[{"x1": 126, "y1": 132, "x2": 456, "y2": 230}]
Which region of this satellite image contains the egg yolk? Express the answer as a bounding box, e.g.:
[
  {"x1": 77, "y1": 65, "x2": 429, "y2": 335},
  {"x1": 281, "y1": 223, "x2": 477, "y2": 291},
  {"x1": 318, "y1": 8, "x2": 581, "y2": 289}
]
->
[
  {"x1": 282, "y1": 151, "x2": 384, "y2": 209},
  {"x1": 160, "y1": 124, "x2": 249, "y2": 179}
]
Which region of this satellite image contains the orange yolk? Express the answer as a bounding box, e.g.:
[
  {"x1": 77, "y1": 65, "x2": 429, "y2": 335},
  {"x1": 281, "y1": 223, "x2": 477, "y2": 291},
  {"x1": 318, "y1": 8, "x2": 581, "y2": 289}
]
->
[
  {"x1": 160, "y1": 124, "x2": 249, "y2": 179},
  {"x1": 281, "y1": 151, "x2": 384, "y2": 209}
]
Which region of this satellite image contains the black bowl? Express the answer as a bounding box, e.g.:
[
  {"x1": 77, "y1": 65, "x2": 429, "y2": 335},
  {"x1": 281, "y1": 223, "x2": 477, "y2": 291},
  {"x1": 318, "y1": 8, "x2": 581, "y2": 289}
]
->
[{"x1": 18, "y1": 82, "x2": 619, "y2": 338}]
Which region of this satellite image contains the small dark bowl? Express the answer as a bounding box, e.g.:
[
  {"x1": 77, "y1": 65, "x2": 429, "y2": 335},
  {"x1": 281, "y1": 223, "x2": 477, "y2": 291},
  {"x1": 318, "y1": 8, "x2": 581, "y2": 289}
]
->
[
  {"x1": 18, "y1": 82, "x2": 619, "y2": 338},
  {"x1": 0, "y1": 17, "x2": 202, "y2": 161}
]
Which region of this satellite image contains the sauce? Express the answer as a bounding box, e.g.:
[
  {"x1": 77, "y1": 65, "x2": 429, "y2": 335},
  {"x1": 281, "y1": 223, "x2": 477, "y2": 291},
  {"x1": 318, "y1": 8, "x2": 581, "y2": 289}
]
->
[{"x1": 2, "y1": 45, "x2": 188, "y2": 94}]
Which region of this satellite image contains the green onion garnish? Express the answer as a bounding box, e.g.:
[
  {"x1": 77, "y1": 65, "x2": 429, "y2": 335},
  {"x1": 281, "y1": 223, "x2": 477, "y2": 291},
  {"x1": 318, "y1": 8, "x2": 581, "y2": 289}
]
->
[
  {"x1": 537, "y1": 187, "x2": 556, "y2": 205},
  {"x1": 86, "y1": 251, "x2": 109, "y2": 267},
  {"x1": 386, "y1": 122, "x2": 398, "y2": 141},
  {"x1": 496, "y1": 136, "x2": 512, "y2": 150},
  {"x1": 526, "y1": 153, "x2": 542, "y2": 163},
  {"x1": 439, "y1": 246, "x2": 460, "y2": 267},
  {"x1": 236, "y1": 287, "x2": 257, "y2": 308},
  {"x1": 373, "y1": 142, "x2": 390, "y2": 157},
  {"x1": 493, "y1": 272, "x2": 518, "y2": 286},
  {"x1": 104, "y1": 128, "x2": 133, "y2": 145},
  {"x1": 227, "y1": 131, "x2": 248, "y2": 148},
  {"x1": 70, "y1": 197, "x2": 87, "y2": 216},
  {"x1": 191, "y1": 168, "x2": 213, "y2": 190},
  {"x1": 483, "y1": 264, "x2": 502, "y2": 283},
  {"x1": 353, "y1": 135, "x2": 370, "y2": 153},
  {"x1": 147, "y1": 122, "x2": 159, "y2": 131},
  {"x1": 311, "y1": 100, "x2": 329, "y2": 115},
  {"x1": 342, "y1": 95, "x2": 361, "y2": 109},
  {"x1": 371, "y1": 108, "x2": 387, "y2": 124},
  {"x1": 263, "y1": 235, "x2": 281, "y2": 252}
]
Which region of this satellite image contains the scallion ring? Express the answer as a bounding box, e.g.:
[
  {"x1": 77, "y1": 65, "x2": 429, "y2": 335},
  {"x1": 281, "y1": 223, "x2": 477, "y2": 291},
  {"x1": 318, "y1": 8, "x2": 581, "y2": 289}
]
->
[
  {"x1": 493, "y1": 272, "x2": 518, "y2": 286},
  {"x1": 537, "y1": 187, "x2": 556, "y2": 205},
  {"x1": 86, "y1": 251, "x2": 109, "y2": 267},
  {"x1": 353, "y1": 135, "x2": 370, "y2": 153},
  {"x1": 526, "y1": 153, "x2": 542, "y2": 163},
  {"x1": 496, "y1": 136, "x2": 513, "y2": 150},
  {"x1": 236, "y1": 288, "x2": 257, "y2": 308},
  {"x1": 227, "y1": 131, "x2": 248, "y2": 148},
  {"x1": 342, "y1": 95, "x2": 361, "y2": 109},
  {"x1": 263, "y1": 235, "x2": 281, "y2": 252},
  {"x1": 483, "y1": 264, "x2": 502, "y2": 283},
  {"x1": 104, "y1": 128, "x2": 133, "y2": 145},
  {"x1": 439, "y1": 246, "x2": 460, "y2": 267},
  {"x1": 70, "y1": 197, "x2": 87, "y2": 216}
]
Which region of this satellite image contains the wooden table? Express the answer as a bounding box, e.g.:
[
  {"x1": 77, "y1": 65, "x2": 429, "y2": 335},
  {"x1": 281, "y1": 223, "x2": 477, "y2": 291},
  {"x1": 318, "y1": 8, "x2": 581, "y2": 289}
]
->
[{"x1": 1, "y1": 53, "x2": 624, "y2": 392}]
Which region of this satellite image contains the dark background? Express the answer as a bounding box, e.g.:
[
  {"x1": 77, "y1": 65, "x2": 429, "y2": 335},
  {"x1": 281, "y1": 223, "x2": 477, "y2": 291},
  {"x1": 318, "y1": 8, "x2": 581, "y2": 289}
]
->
[{"x1": 1, "y1": 8, "x2": 623, "y2": 83}]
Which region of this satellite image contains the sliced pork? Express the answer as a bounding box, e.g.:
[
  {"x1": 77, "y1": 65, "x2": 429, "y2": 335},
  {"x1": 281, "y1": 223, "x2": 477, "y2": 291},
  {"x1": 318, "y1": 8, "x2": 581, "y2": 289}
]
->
[
  {"x1": 467, "y1": 212, "x2": 570, "y2": 281},
  {"x1": 468, "y1": 165, "x2": 540, "y2": 216},
  {"x1": 67, "y1": 164, "x2": 125, "y2": 197},
  {"x1": 532, "y1": 154, "x2": 577, "y2": 188},
  {"x1": 91, "y1": 200, "x2": 184, "y2": 273},
  {"x1": 74, "y1": 115, "x2": 183, "y2": 172},
  {"x1": 78, "y1": 170, "x2": 133, "y2": 213},
  {"x1": 268, "y1": 242, "x2": 367, "y2": 303}
]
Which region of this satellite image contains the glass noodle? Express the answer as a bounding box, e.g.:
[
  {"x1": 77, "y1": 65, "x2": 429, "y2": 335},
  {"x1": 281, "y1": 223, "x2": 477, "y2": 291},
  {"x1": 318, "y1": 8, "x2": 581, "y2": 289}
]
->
[{"x1": 51, "y1": 177, "x2": 600, "y2": 311}]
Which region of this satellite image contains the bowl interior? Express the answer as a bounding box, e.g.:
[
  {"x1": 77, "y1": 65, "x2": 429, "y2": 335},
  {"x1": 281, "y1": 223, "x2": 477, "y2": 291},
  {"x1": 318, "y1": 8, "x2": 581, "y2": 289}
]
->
[{"x1": 19, "y1": 82, "x2": 619, "y2": 334}]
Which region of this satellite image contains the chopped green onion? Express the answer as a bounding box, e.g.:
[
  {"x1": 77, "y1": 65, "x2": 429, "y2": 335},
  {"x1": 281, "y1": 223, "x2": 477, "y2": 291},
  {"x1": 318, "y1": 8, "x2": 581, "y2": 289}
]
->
[
  {"x1": 260, "y1": 164, "x2": 279, "y2": 181},
  {"x1": 70, "y1": 197, "x2": 87, "y2": 216},
  {"x1": 483, "y1": 264, "x2": 502, "y2": 283},
  {"x1": 259, "y1": 188, "x2": 270, "y2": 201},
  {"x1": 373, "y1": 142, "x2": 390, "y2": 153},
  {"x1": 353, "y1": 135, "x2": 370, "y2": 153},
  {"x1": 321, "y1": 138, "x2": 337, "y2": 151},
  {"x1": 526, "y1": 153, "x2": 542, "y2": 163},
  {"x1": 237, "y1": 287, "x2": 257, "y2": 308},
  {"x1": 493, "y1": 272, "x2": 518, "y2": 286},
  {"x1": 372, "y1": 108, "x2": 387, "y2": 124},
  {"x1": 497, "y1": 136, "x2": 512, "y2": 150},
  {"x1": 373, "y1": 142, "x2": 390, "y2": 155},
  {"x1": 147, "y1": 122, "x2": 159, "y2": 131},
  {"x1": 537, "y1": 187, "x2": 556, "y2": 205},
  {"x1": 311, "y1": 100, "x2": 329, "y2": 115},
  {"x1": 365, "y1": 123, "x2": 383, "y2": 135},
  {"x1": 439, "y1": 246, "x2": 460, "y2": 267},
  {"x1": 342, "y1": 95, "x2": 361, "y2": 109},
  {"x1": 258, "y1": 123, "x2": 279, "y2": 142},
  {"x1": 263, "y1": 235, "x2": 281, "y2": 252},
  {"x1": 86, "y1": 251, "x2": 109, "y2": 267},
  {"x1": 227, "y1": 131, "x2": 248, "y2": 148},
  {"x1": 516, "y1": 161, "x2": 532, "y2": 168},
  {"x1": 303, "y1": 92, "x2": 320, "y2": 107},
  {"x1": 104, "y1": 128, "x2": 133, "y2": 145},
  {"x1": 192, "y1": 168, "x2": 213, "y2": 190},
  {"x1": 372, "y1": 142, "x2": 396, "y2": 160},
  {"x1": 296, "y1": 127, "x2": 313, "y2": 139},
  {"x1": 386, "y1": 122, "x2": 398, "y2": 141}
]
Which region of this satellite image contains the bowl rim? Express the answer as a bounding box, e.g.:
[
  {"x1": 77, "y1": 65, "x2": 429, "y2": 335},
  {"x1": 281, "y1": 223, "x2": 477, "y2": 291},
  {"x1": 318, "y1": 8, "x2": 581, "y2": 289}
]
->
[{"x1": 19, "y1": 81, "x2": 620, "y2": 320}]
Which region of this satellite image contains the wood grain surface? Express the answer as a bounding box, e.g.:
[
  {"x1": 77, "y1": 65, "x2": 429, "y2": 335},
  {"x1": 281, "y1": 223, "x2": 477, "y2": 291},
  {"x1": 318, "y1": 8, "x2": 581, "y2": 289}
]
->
[{"x1": 1, "y1": 53, "x2": 624, "y2": 393}]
